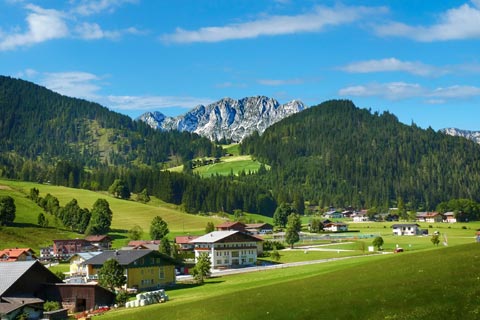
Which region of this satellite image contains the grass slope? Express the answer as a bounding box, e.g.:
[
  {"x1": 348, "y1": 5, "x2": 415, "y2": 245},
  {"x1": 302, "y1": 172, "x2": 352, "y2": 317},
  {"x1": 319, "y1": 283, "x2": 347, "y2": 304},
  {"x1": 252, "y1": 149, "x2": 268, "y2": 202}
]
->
[
  {"x1": 104, "y1": 243, "x2": 480, "y2": 320},
  {"x1": 0, "y1": 179, "x2": 223, "y2": 249}
]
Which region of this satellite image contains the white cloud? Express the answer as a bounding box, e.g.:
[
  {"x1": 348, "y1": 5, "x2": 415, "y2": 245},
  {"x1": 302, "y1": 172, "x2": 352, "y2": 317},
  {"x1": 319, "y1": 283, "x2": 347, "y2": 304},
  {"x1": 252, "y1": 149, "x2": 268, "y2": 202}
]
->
[
  {"x1": 41, "y1": 71, "x2": 103, "y2": 99},
  {"x1": 74, "y1": 22, "x2": 142, "y2": 40},
  {"x1": 429, "y1": 85, "x2": 480, "y2": 98},
  {"x1": 0, "y1": 4, "x2": 68, "y2": 51},
  {"x1": 339, "y1": 82, "x2": 480, "y2": 101},
  {"x1": 375, "y1": 1, "x2": 480, "y2": 41},
  {"x1": 339, "y1": 82, "x2": 424, "y2": 100},
  {"x1": 161, "y1": 5, "x2": 387, "y2": 43},
  {"x1": 340, "y1": 58, "x2": 447, "y2": 77},
  {"x1": 257, "y1": 78, "x2": 304, "y2": 86},
  {"x1": 106, "y1": 95, "x2": 214, "y2": 111},
  {"x1": 16, "y1": 68, "x2": 38, "y2": 78},
  {"x1": 72, "y1": 0, "x2": 138, "y2": 16}
]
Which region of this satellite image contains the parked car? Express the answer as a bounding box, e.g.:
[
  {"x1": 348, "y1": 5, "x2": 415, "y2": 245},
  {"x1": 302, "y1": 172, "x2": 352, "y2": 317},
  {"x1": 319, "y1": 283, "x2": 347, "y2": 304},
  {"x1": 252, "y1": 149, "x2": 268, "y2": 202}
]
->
[{"x1": 394, "y1": 248, "x2": 404, "y2": 253}]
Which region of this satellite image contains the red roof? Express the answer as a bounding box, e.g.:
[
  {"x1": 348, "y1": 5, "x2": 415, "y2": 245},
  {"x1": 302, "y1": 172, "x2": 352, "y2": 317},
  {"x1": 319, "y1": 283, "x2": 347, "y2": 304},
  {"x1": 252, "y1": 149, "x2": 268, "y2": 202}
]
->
[
  {"x1": 0, "y1": 248, "x2": 35, "y2": 262},
  {"x1": 174, "y1": 236, "x2": 199, "y2": 244}
]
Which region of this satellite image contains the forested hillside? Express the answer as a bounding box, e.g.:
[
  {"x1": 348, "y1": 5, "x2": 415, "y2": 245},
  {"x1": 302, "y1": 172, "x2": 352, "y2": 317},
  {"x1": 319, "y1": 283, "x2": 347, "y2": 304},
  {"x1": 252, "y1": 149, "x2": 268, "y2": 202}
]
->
[
  {"x1": 0, "y1": 76, "x2": 221, "y2": 182},
  {"x1": 240, "y1": 100, "x2": 480, "y2": 211}
]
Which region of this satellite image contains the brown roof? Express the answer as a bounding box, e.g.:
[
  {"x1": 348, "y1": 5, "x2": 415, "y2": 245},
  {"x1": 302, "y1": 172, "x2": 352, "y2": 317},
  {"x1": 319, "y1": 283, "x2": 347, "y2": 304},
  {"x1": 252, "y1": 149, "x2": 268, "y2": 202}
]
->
[
  {"x1": 216, "y1": 221, "x2": 246, "y2": 229},
  {"x1": 127, "y1": 240, "x2": 161, "y2": 247},
  {"x1": 85, "y1": 235, "x2": 111, "y2": 242},
  {"x1": 175, "y1": 236, "x2": 199, "y2": 244}
]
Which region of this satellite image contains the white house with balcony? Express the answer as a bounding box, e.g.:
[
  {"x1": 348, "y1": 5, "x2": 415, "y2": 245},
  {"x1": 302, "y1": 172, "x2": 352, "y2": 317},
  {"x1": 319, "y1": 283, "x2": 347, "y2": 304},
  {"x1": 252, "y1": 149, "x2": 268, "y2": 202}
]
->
[{"x1": 190, "y1": 231, "x2": 263, "y2": 270}]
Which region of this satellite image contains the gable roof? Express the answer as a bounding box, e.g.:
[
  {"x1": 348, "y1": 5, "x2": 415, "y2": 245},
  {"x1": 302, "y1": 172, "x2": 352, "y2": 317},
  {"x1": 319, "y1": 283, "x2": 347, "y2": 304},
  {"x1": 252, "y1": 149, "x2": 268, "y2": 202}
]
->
[
  {"x1": 84, "y1": 250, "x2": 176, "y2": 266},
  {"x1": 0, "y1": 261, "x2": 61, "y2": 297},
  {"x1": 175, "y1": 236, "x2": 199, "y2": 244},
  {"x1": 69, "y1": 252, "x2": 102, "y2": 262},
  {"x1": 0, "y1": 248, "x2": 35, "y2": 262},
  {"x1": 190, "y1": 231, "x2": 263, "y2": 244},
  {"x1": 127, "y1": 240, "x2": 161, "y2": 247},
  {"x1": 85, "y1": 235, "x2": 111, "y2": 242},
  {"x1": 245, "y1": 223, "x2": 273, "y2": 229},
  {"x1": 216, "y1": 221, "x2": 246, "y2": 229},
  {"x1": 0, "y1": 261, "x2": 36, "y2": 297}
]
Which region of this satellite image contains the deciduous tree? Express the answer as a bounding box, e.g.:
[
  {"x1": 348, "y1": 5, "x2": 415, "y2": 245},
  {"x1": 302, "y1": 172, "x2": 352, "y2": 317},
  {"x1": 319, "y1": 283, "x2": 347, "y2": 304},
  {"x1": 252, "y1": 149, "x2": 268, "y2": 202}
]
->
[{"x1": 98, "y1": 258, "x2": 126, "y2": 291}]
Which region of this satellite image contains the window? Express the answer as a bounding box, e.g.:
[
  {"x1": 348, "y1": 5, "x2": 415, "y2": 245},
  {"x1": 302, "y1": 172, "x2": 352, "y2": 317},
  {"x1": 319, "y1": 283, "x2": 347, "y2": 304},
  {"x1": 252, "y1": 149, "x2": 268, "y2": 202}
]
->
[
  {"x1": 159, "y1": 267, "x2": 165, "y2": 280},
  {"x1": 217, "y1": 260, "x2": 222, "y2": 265}
]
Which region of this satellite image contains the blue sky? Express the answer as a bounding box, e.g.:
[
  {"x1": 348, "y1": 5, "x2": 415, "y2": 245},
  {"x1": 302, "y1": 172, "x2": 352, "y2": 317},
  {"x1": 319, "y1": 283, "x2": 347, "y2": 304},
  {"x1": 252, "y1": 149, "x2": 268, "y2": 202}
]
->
[{"x1": 1, "y1": 0, "x2": 480, "y2": 130}]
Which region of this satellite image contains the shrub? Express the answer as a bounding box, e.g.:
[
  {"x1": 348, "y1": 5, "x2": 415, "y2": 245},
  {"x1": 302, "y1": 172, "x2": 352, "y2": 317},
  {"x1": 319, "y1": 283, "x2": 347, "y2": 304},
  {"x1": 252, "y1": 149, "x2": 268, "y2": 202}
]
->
[{"x1": 44, "y1": 301, "x2": 61, "y2": 312}]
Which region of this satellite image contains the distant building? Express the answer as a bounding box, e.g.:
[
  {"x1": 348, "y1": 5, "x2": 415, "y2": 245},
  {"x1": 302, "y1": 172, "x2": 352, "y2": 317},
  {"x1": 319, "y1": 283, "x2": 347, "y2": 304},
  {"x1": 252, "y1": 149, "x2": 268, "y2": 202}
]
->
[
  {"x1": 125, "y1": 240, "x2": 161, "y2": 251},
  {"x1": 323, "y1": 222, "x2": 349, "y2": 232},
  {"x1": 416, "y1": 212, "x2": 443, "y2": 223},
  {"x1": 0, "y1": 248, "x2": 36, "y2": 262},
  {"x1": 392, "y1": 224, "x2": 421, "y2": 236},
  {"x1": 443, "y1": 212, "x2": 457, "y2": 223},
  {"x1": 84, "y1": 235, "x2": 112, "y2": 250},
  {"x1": 53, "y1": 239, "x2": 92, "y2": 259},
  {"x1": 174, "y1": 236, "x2": 199, "y2": 251},
  {"x1": 216, "y1": 221, "x2": 247, "y2": 232},
  {"x1": 245, "y1": 223, "x2": 274, "y2": 235}
]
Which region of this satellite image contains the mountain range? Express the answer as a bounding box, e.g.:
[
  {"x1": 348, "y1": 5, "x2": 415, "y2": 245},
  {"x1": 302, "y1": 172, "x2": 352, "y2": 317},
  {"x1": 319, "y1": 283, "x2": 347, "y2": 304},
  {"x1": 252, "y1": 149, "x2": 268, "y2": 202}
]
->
[
  {"x1": 441, "y1": 128, "x2": 480, "y2": 144},
  {"x1": 138, "y1": 96, "x2": 306, "y2": 142}
]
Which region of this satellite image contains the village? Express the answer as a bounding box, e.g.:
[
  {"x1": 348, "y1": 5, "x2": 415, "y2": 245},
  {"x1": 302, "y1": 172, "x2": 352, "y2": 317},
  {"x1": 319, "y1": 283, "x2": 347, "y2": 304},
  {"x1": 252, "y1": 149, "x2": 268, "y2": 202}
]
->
[{"x1": 1, "y1": 210, "x2": 479, "y2": 320}]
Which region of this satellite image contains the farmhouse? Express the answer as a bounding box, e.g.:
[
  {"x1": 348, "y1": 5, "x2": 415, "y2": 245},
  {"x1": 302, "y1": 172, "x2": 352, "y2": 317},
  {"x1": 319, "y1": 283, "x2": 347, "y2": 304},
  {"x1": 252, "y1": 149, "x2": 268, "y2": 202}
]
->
[
  {"x1": 443, "y1": 212, "x2": 457, "y2": 223},
  {"x1": 84, "y1": 250, "x2": 176, "y2": 292},
  {"x1": 190, "y1": 231, "x2": 263, "y2": 270},
  {"x1": 245, "y1": 223, "x2": 274, "y2": 235},
  {"x1": 416, "y1": 212, "x2": 443, "y2": 223},
  {"x1": 216, "y1": 221, "x2": 247, "y2": 232},
  {"x1": 0, "y1": 261, "x2": 63, "y2": 320},
  {"x1": 0, "y1": 248, "x2": 36, "y2": 262},
  {"x1": 392, "y1": 224, "x2": 421, "y2": 236},
  {"x1": 323, "y1": 222, "x2": 349, "y2": 232},
  {"x1": 352, "y1": 211, "x2": 369, "y2": 222},
  {"x1": 125, "y1": 240, "x2": 161, "y2": 250},
  {"x1": 84, "y1": 235, "x2": 112, "y2": 250}
]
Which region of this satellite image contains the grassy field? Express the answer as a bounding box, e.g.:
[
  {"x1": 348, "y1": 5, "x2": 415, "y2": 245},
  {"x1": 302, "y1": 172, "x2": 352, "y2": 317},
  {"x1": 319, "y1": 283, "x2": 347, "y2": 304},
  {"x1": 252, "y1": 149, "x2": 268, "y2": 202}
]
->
[
  {"x1": 103, "y1": 243, "x2": 480, "y2": 319},
  {"x1": 194, "y1": 155, "x2": 263, "y2": 178},
  {"x1": 0, "y1": 179, "x2": 224, "y2": 249}
]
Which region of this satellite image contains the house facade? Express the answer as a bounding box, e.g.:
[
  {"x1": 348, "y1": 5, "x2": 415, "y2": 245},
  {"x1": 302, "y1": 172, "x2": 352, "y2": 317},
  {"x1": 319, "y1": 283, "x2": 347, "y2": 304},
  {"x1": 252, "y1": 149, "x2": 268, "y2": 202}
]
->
[
  {"x1": 190, "y1": 231, "x2": 263, "y2": 270},
  {"x1": 0, "y1": 248, "x2": 36, "y2": 262},
  {"x1": 324, "y1": 222, "x2": 349, "y2": 232},
  {"x1": 69, "y1": 252, "x2": 102, "y2": 276},
  {"x1": 245, "y1": 223, "x2": 274, "y2": 235},
  {"x1": 53, "y1": 239, "x2": 92, "y2": 259},
  {"x1": 443, "y1": 212, "x2": 457, "y2": 223},
  {"x1": 84, "y1": 250, "x2": 176, "y2": 292},
  {"x1": 392, "y1": 224, "x2": 420, "y2": 236},
  {"x1": 84, "y1": 235, "x2": 112, "y2": 250},
  {"x1": 174, "y1": 236, "x2": 199, "y2": 251},
  {"x1": 417, "y1": 212, "x2": 443, "y2": 223}
]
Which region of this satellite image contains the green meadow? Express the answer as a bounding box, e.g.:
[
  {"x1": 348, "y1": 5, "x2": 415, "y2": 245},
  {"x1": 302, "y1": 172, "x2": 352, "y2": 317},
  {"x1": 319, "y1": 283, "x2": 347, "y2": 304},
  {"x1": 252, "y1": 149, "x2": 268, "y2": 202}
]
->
[
  {"x1": 103, "y1": 243, "x2": 480, "y2": 320},
  {"x1": 194, "y1": 155, "x2": 264, "y2": 177},
  {"x1": 0, "y1": 179, "x2": 223, "y2": 249}
]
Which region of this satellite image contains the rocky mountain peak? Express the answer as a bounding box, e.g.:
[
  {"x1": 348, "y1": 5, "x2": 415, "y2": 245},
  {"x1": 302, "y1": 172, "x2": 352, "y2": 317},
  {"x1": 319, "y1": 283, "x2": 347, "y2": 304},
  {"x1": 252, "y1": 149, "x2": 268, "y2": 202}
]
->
[{"x1": 137, "y1": 96, "x2": 306, "y2": 142}]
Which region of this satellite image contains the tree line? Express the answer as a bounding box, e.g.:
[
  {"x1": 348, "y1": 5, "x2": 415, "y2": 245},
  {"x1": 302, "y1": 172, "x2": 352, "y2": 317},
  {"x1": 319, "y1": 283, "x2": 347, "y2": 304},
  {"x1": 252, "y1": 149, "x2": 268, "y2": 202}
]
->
[{"x1": 240, "y1": 100, "x2": 480, "y2": 212}]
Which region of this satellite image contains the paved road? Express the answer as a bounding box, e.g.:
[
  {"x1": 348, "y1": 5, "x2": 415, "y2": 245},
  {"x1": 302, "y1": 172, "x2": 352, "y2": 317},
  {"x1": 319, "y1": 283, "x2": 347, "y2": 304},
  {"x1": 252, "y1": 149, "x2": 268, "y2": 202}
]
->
[{"x1": 177, "y1": 251, "x2": 388, "y2": 281}]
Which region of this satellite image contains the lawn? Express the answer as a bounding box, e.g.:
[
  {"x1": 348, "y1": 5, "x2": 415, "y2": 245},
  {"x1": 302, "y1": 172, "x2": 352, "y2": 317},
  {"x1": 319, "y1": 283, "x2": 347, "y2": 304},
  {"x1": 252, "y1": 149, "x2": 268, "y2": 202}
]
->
[
  {"x1": 194, "y1": 155, "x2": 263, "y2": 177},
  {"x1": 0, "y1": 179, "x2": 224, "y2": 249},
  {"x1": 103, "y1": 243, "x2": 480, "y2": 319}
]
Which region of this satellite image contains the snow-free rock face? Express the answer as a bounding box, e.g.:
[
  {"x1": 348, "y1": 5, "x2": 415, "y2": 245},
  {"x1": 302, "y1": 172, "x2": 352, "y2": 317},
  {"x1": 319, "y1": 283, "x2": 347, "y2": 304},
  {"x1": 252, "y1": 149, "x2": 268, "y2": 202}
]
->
[
  {"x1": 137, "y1": 96, "x2": 306, "y2": 142},
  {"x1": 441, "y1": 128, "x2": 480, "y2": 144}
]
